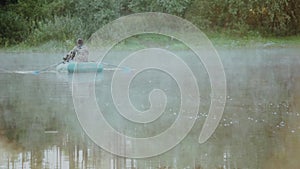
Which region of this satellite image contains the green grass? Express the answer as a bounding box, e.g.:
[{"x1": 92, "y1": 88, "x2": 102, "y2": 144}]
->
[
  {"x1": 205, "y1": 31, "x2": 300, "y2": 48},
  {"x1": 102, "y1": 32, "x2": 300, "y2": 50},
  {"x1": 0, "y1": 40, "x2": 72, "y2": 53},
  {"x1": 1, "y1": 32, "x2": 300, "y2": 53}
]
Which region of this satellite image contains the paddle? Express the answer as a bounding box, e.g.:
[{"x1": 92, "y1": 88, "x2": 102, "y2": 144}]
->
[
  {"x1": 33, "y1": 61, "x2": 64, "y2": 75},
  {"x1": 101, "y1": 62, "x2": 133, "y2": 73}
]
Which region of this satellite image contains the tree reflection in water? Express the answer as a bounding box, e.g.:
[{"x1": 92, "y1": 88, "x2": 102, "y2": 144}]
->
[{"x1": 1, "y1": 49, "x2": 300, "y2": 169}]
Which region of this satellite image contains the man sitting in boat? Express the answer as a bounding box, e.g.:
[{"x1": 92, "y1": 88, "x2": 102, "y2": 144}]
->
[{"x1": 63, "y1": 38, "x2": 89, "y2": 62}]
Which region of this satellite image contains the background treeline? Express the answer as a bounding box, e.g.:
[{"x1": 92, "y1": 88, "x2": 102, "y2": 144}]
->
[{"x1": 1, "y1": 0, "x2": 299, "y2": 46}]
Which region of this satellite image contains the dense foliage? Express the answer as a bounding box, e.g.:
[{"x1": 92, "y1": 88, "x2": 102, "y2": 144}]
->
[
  {"x1": 1, "y1": 0, "x2": 299, "y2": 46},
  {"x1": 185, "y1": 0, "x2": 300, "y2": 36}
]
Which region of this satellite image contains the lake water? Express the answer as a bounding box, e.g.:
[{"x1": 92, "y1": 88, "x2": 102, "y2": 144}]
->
[{"x1": 0, "y1": 47, "x2": 300, "y2": 169}]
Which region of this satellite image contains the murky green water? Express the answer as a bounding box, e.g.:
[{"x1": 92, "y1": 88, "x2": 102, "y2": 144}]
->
[{"x1": 0, "y1": 47, "x2": 300, "y2": 169}]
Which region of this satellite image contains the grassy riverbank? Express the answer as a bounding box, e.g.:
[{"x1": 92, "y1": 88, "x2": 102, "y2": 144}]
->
[
  {"x1": 1, "y1": 32, "x2": 300, "y2": 53},
  {"x1": 207, "y1": 32, "x2": 300, "y2": 48}
]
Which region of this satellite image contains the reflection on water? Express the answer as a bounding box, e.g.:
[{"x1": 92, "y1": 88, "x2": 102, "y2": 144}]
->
[{"x1": 0, "y1": 48, "x2": 300, "y2": 169}]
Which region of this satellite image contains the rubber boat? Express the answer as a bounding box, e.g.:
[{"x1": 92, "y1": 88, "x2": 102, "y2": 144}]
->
[{"x1": 56, "y1": 62, "x2": 103, "y2": 73}]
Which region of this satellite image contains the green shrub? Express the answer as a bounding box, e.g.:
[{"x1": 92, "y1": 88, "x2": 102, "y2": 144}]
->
[
  {"x1": 72, "y1": 0, "x2": 118, "y2": 38},
  {"x1": 27, "y1": 16, "x2": 85, "y2": 46},
  {"x1": 1, "y1": 0, "x2": 299, "y2": 47},
  {"x1": 185, "y1": 0, "x2": 300, "y2": 36},
  {"x1": 128, "y1": 0, "x2": 191, "y2": 16},
  {"x1": 0, "y1": 10, "x2": 32, "y2": 45}
]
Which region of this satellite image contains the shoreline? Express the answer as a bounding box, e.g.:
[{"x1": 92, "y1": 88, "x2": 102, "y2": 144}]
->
[{"x1": 1, "y1": 34, "x2": 300, "y2": 53}]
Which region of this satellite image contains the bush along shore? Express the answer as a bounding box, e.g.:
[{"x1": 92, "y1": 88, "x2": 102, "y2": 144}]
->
[{"x1": 1, "y1": 0, "x2": 299, "y2": 49}]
